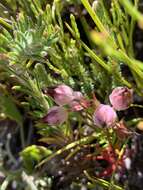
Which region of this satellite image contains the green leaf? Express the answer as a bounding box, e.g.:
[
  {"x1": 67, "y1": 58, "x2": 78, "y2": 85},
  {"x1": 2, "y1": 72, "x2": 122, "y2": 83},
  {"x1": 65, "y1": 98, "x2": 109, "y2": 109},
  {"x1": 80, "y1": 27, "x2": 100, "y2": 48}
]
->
[
  {"x1": 0, "y1": 95, "x2": 22, "y2": 125},
  {"x1": 20, "y1": 145, "x2": 52, "y2": 173}
]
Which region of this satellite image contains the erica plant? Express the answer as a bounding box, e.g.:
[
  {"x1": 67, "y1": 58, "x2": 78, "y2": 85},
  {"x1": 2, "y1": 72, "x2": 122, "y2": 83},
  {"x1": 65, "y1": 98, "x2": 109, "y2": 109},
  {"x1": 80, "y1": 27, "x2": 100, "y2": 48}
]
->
[{"x1": 1, "y1": 0, "x2": 143, "y2": 190}]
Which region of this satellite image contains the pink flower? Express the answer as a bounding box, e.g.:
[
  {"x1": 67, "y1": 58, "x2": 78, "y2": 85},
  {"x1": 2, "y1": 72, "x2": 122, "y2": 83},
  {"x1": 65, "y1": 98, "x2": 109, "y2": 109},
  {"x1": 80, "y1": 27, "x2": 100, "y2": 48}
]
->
[
  {"x1": 109, "y1": 87, "x2": 133, "y2": 111},
  {"x1": 43, "y1": 106, "x2": 68, "y2": 125},
  {"x1": 44, "y1": 84, "x2": 89, "y2": 112},
  {"x1": 44, "y1": 85, "x2": 86, "y2": 109},
  {"x1": 54, "y1": 84, "x2": 74, "y2": 105},
  {"x1": 93, "y1": 104, "x2": 117, "y2": 126}
]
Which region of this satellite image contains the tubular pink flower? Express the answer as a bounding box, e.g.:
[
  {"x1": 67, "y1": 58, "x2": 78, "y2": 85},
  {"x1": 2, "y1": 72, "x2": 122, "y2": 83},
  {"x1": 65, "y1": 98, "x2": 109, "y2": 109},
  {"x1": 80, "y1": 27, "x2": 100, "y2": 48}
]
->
[
  {"x1": 109, "y1": 87, "x2": 133, "y2": 111},
  {"x1": 54, "y1": 84, "x2": 74, "y2": 105},
  {"x1": 44, "y1": 84, "x2": 88, "y2": 111},
  {"x1": 43, "y1": 106, "x2": 68, "y2": 125},
  {"x1": 93, "y1": 104, "x2": 117, "y2": 126}
]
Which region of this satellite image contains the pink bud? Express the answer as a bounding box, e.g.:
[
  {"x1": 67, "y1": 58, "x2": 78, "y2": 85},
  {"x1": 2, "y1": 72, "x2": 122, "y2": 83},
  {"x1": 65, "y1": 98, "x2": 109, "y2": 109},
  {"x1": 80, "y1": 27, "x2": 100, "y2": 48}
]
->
[
  {"x1": 93, "y1": 104, "x2": 117, "y2": 126},
  {"x1": 70, "y1": 91, "x2": 90, "y2": 111},
  {"x1": 43, "y1": 106, "x2": 68, "y2": 125},
  {"x1": 54, "y1": 85, "x2": 74, "y2": 105},
  {"x1": 69, "y1": 91, "x2": 84, "y2": 111},
  {"x1": 73, "y1": 91, "x2": 83, "y2": 100},
  {"x1": 69, "y1": 101, "x2": 83, "y2": 111},
  {"x1": 109, "y1": 87, "x2": 133, "y2": 111}
]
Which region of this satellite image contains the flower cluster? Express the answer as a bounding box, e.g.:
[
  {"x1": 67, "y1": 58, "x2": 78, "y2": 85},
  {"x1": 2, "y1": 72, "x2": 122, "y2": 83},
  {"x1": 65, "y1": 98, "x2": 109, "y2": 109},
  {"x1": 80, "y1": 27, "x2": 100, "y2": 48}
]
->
[
  {"x1": 43, "y1": 84, "x2": 89, "y2": 125},
  {"x1": 43, "y1": 85, "x2": 133, "y2": 127},
  {"x1": 93, "y1": 86, "x2": 133, "y2": 127}
]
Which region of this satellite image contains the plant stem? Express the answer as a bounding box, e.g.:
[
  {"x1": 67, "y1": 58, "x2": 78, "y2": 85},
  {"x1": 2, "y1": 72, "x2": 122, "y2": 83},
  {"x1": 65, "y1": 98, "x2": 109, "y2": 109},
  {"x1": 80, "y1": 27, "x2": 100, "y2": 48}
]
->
[
  {"x1": 66, "y1": 21, "x2": 111, "y2": 73},
  {"x1": 81, "y1": 0, "x2": 117, "y2": 48},
  {"x1": 81, "y1": 0, "x2": 107, "y2": 33},
  {"x1": 119, "y1": 0, "x2": 143, "y2": 28},
  {"x1": 82, "y1": 42, "x2": 111, "y2": 72},
  {"x1": 128, "y1": 0, "x2": 138, "y2": 57},
  {"x1": 80, "y1": 16, "x2": 94, "y2": 48},
  {"x1": 130, "y1": 104, "x2": 143, "y2": 108},
  {"x1": 6, "y1": 134, "x2": 17, "y2": 165},
  {"x1": 84, "y1": 170, "x2": 123, "y2": 190},
  {"x1": 36, "y1": 133, "x2": 97, "y2": 167},
  {"x1": 20, "y1": 124, "x2": 25, "y2": 148},
  {"x1": 128, "y1": 17, "x2": 135, "y2": 57}
]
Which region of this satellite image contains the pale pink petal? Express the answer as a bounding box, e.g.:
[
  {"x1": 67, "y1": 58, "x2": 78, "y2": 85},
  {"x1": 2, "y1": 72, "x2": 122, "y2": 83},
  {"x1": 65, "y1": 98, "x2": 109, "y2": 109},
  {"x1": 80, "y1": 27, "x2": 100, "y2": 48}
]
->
[
  {"x1": 54, "y1": 84, "x2": 74, "y2": 105},
  {"x1": 93, "y1": 104, "x2": 117, "y2": 126},
  {"x1": 109, "y1": 87, "x2": 133, "y2": 111},
  {"x1": 43, "y1": 106, "x2": 68, "y2": 125}
]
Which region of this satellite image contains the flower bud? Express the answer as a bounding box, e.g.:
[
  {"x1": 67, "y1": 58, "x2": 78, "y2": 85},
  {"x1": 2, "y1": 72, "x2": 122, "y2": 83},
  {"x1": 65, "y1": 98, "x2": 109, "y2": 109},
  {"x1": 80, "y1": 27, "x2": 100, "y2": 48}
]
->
[
  {"x1": 69, "y1": 101, "x2": 83, "y2": 111},
  {"x1": 43, "y1": 106, "x2": 68, "y2": 125},
  {"x1": 73, "y1": 91, "x2": 83, "y2": 100},
  {"x1": 69, "y1": 91, "x2": 84, "y2": 111},
  {"x1": 109, "y1": 87, "x2": 133, "y2": 111},
  {"x1": 93, "y1": 104, "x2": 117, "y2": 126},
  {"x1": 54, "y1": 84, "x2": 74, "y2": 105},
  {"x1": 70, "y1": 91, "x2": 90, "y2": 111}
]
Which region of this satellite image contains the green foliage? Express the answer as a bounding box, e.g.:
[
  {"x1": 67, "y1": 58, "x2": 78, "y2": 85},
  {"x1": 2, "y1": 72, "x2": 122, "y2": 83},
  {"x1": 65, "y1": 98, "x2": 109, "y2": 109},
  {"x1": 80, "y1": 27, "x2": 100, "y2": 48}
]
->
[
  {"x1": 0, "y1": 94, "x2": 22, "y2": 124},
  {"x1": 20, "y1": 145, "x2": 52, "y2": 173}
]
